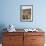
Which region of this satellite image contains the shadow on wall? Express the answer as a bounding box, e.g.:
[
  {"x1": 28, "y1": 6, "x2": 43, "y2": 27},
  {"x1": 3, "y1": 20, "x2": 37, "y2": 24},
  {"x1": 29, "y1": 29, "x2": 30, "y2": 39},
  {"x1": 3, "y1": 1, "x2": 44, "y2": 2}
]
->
[{"x1": 0, "y1": 24, "x2": 7, "y2": 43}]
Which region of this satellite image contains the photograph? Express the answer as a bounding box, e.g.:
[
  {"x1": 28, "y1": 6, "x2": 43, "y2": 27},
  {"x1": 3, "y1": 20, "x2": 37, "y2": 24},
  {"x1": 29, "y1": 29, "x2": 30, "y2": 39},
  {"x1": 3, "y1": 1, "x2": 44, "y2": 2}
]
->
[{"x1": 20, "y1": 5, "x2": 33, "y2": 22}]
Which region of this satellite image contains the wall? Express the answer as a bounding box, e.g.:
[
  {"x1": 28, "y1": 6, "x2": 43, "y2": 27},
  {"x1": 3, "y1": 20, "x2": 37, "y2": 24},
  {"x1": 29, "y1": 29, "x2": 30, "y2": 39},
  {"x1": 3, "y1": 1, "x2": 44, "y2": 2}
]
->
[{"x1": 0, "y1": 0, "x2": 46, "y2": 43}]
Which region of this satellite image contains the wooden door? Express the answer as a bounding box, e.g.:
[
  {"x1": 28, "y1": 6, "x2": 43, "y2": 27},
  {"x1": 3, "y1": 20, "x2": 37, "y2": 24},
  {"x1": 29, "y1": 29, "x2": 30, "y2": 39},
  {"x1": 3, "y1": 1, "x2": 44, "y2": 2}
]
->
[
  {"x1": 24, "y1": 32, "x2": 45, "y2": 46},
  {"x1": 2, "y1": 32, "x2": 23, "y2": 46}
]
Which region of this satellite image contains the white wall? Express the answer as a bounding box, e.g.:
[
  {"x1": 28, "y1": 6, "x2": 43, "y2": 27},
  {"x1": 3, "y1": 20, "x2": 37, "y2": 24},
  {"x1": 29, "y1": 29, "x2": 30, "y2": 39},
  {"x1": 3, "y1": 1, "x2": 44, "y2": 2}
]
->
[{"x1": 0, "y1": 0, "x2": 46, "y2": 30}]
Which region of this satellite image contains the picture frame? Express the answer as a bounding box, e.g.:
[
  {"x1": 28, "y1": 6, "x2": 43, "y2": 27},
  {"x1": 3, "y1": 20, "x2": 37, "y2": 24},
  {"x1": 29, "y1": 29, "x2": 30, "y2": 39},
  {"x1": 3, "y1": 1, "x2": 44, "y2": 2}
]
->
[{"x1": 20, "y1": 5, "x2": 33, "y2": 22}]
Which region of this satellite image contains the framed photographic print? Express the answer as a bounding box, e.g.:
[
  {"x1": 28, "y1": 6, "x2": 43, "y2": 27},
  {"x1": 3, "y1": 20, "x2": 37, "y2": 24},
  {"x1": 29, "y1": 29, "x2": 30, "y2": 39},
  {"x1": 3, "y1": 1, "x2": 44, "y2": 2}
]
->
[{"x1": 20, "y1": 5, "x2": 33, "y2": 22}]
